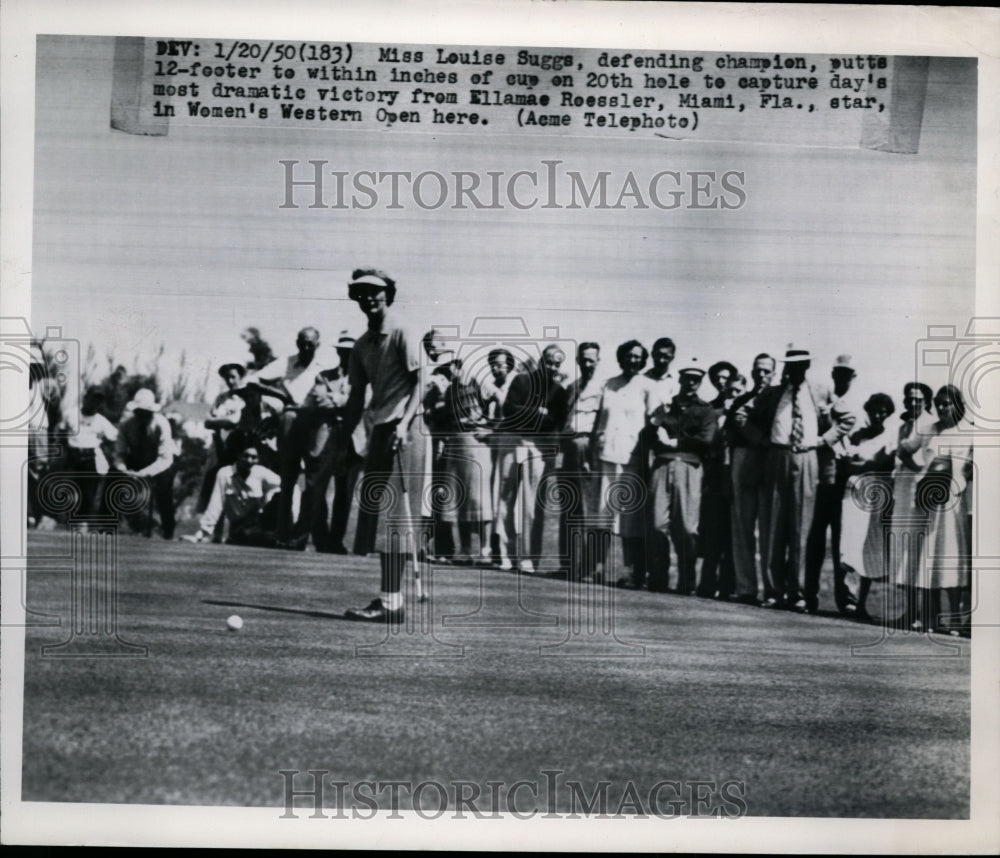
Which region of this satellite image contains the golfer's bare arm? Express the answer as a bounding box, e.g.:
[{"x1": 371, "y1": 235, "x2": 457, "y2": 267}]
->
[
  {"x1": 342, "y1": 383, "x2": 367, "y2": 438},
  {"x1": 396, "y1": 371, "x2": 422, "y2": 447}
]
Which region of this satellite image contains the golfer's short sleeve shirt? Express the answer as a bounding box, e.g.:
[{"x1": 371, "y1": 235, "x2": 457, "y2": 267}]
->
[{"x1": 349, "y1": 311, "x2": 421, "y2": 426}]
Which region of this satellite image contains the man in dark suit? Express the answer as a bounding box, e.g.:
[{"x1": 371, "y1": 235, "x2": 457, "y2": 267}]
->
[
  {"x1": 727, "y1": 353, "x2": 777, "y2": 604},
  {"x1": 697, "y1": 360, "x2": 739, "y2": 599},
  {"x1": 645, "y1": 361, "x2": 718, "y2": 594},
  {"x1": 494, "y1": 344, "x2": 569, "y2": 574},
  {"x1": 735, "y1": 347, "x2": 851, "y2": 610}
]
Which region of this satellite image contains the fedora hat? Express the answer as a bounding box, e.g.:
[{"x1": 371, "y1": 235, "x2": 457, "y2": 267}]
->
[{"x1": 781, "y1": 345, "x2": 812, "y2": 363}]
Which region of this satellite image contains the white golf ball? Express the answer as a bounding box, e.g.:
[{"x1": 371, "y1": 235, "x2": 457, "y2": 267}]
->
[{"x1": 227, "y1": 614, "x2": 243, "y2": 631}]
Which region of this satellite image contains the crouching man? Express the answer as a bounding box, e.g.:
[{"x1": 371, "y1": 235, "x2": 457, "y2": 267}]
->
[{"x1": 185, "y1": 446, "x2": 282, "y2": 546}]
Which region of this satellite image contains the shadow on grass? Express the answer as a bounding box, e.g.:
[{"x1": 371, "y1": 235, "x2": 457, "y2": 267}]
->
[{"x1": 202, "y1": 599, "x2": 354, "y2": 622}]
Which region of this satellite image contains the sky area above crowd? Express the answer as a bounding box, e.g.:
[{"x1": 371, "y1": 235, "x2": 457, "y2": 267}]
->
[{"x1": 30, "y1": 39, "x2": 976, "y2": 407}]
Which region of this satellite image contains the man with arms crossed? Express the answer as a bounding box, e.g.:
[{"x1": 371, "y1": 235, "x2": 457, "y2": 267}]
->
[{"x1": 646, "y1": 362, "x2": 718, "y2": 594}]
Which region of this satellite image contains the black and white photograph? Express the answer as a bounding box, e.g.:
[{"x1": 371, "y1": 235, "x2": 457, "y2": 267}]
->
[{"x1": 2, "y1": 1, "x2": 998, "y2": 851}]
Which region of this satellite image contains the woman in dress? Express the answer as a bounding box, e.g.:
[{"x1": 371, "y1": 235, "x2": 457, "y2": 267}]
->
[
  {"x1": 839, "y1": 393, "x2": 896, "y2": 620},
  {"x1": 436, "y1": 362, "x2": 495, "y2": 565},
  {"x1": 591, "y1": 340, "x2": 655, "y2": 588},
  {"x1": 916, "y1": 385, "x2": 973, "y2": 635},
  {"x1": 889, "y1": 382, "x2": 936, "y2": 628}
]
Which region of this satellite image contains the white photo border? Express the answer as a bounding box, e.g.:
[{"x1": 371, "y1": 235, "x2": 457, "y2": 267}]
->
[{"x1": 2, "y1": 1, "x2": 998, "y2": 851}]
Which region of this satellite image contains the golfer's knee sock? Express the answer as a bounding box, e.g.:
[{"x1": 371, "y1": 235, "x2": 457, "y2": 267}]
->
[{"x1": 381, "y1": 591, "x2": 403, "y2": 610}]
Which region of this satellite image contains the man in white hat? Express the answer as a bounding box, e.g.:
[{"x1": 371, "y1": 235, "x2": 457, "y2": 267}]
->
[
  {"x1": 804, "y1": 354, "x2": 862, "y2": 614},
  {"x1": 112, "y1": 388, "x2": 176, "y2": 539},
  {"x1": 341, "y1": 269, "x2": 424, "y2": 623},
  {"x1": 736, "y1": 348, "x2": 852, "y2": 610},
  {"x1": 645, "y1": 360, "x2": 717, "y2": 594}
]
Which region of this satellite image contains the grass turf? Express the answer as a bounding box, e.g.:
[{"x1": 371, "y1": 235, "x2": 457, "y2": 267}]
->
[{"x1": 21, "y1": 530, "x2": 969, "y2": 817}]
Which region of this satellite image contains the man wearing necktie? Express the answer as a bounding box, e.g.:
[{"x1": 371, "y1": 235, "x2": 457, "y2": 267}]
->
[{"x1": 736, "y1": 347, "x2": 848, "y2": 609}]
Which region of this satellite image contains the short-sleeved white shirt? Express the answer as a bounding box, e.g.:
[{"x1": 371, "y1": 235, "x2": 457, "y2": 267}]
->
[{"x1": 349, "y1": 311, "x2": 421, "y2": 426}]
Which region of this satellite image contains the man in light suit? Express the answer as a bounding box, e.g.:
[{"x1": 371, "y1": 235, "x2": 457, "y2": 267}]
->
[
  {"x1": 735, "y1": 347, "x2": 852, "y2": 610},
  {"x1": 804, "y1": 354, "x2": 862, "y2": 614}
]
